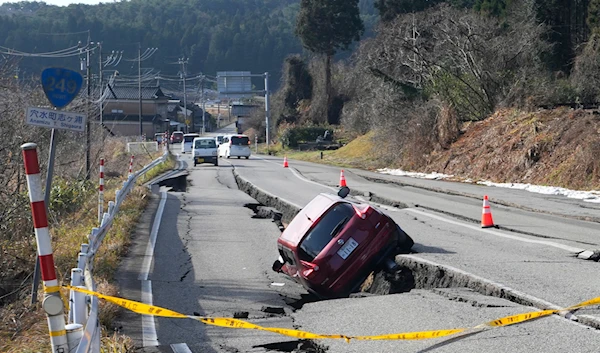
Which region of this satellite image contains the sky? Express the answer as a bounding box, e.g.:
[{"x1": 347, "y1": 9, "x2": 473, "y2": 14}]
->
[{"x1": 0, "y1": 0, "x2": 114, "y2": 6}]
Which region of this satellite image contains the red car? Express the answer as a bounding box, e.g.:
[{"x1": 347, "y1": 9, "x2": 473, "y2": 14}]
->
[
  {"x1": 272, "y1": 187, "x2": 413, "y2": 298},
  {"x1": 170, "y1": 131, "x2": 184, "y2": 143}
]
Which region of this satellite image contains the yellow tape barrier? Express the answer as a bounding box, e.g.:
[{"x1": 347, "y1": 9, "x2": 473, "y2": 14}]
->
[{"x1": 65, "y1": 285, "x2": 599, "y2": 342}]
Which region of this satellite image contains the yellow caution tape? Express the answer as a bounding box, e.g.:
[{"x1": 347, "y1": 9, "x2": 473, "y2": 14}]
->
[
  {"x1": 483, "y1": 309, "x2": 557, "y2": 327},
  {"x1": 352, "y1": 328, "x2": 466, "y2": 340},
  {"x1": 44, "y1": 285, "x2": 61, "y2": 294},
  {"x1": 65, "y1": 285, "x2": 187, "y2": 318},
  {"x1": 64, "y1": 286, "x2": 600, "y2": 342},
  {"x1": 567, "y1": 296, "x2": 600, "y2": 311}
]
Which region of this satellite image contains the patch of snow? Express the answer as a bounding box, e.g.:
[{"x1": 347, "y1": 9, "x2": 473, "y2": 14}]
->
[
  {"x1": 377, "y1": 168, "x2": 600, "y2": 203},
  {"x1": 378, "y1": 168, "x2": 453, "y2": 180}
]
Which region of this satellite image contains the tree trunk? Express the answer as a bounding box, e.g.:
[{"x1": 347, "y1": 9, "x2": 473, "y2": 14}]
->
[{"x1": 325, "y1": 54, "x2": 332, "y2": 124}]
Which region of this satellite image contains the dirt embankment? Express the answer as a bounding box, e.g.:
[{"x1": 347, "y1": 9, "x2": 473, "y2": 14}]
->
[{"x1": 423, "y1": 108, "x2": 600, "y2": 190}]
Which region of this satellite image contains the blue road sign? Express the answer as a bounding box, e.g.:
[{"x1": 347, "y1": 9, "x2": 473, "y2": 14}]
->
[{"x1": 41, "y1": 68, "x2": 83, "y2": 109}]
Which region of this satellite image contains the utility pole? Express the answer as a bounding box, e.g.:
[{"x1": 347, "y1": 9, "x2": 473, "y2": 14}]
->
[
  {"x1": 201, "y1": 75, "x2": 205, "y2": 135},
  {"x1": 264, "y1": 72, "x2": 270, "y2": 149},
  {"x1": 85, "y1": 37, "x2": 92, "y2": 180},
  {"x1": 98, "y1": 42, "x2": 103, "y2": 130},
  {"x1": 179, "y1": 57, "x2": 189, "y2": 132},
  {"x1": 138, "y1": 43, "x2": 143, "y2": 138}
]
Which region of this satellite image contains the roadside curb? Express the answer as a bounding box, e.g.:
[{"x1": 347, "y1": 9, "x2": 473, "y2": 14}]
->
[{"x1": 395, "y1": 254, "x2": 600, "y2": 330}]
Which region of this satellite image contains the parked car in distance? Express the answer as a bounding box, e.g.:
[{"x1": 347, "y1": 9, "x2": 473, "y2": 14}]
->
[
  {"x1": 218, "y1": 134, "x2": 251, "y2": 159},
  {"x1": 272, "y1": 187, "x2": 414, "y2": 299},
  {"x1": 192, "y1": 137, "x2": 218, "y2": 166},
  {"x1": 181, "y1": 133, "x2": 200, "y2": 154},
  {"x1": 170, "y1": 131, "x2": 184, "y2": 143}
]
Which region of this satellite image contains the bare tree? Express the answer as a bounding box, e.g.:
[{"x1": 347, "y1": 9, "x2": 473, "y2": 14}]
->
[
  {"x1": 571, "y1": 33, "x2": 600, "y2": 103},
  {"x1": 357, "y1": 1, "x2": 549, "y2": 121}
]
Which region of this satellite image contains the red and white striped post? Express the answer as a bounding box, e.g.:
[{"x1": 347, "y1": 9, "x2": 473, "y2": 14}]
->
[
  {"x1": 128, "y1": 155, "x2": 135, "y2": 178},
  {"x1": 21, "y1": 143, "x2": 68, "y2": 352},
  {"x1": 98, "y1": 158, "x2": 105, "y2": 225}
]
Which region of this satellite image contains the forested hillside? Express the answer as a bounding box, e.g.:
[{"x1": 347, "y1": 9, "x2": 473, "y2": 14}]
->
[
  {"x1": 247, "y1": 0, "x2": 600, "y2": 191},
  {"x1": 0, "y1": 0, "x2": 307, "y2": 85}
]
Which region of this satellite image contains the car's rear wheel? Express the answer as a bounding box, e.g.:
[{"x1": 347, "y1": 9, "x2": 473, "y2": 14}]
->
[
  {"x1": 245, "y1": 156, "x2": 249, "y2": 159},
  {"x1": 237, "y1": 156, "x2": 241, "y2": 159},
  {"x1": 214, "y1": 160, "x2": 218, "y2": 166}
]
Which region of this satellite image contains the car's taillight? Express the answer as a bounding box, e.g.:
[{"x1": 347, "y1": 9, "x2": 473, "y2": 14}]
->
[
  {"x1": 300, "y1": 260, "x2": 319, "y2": 277},
  {"x1": 352, "y1": 204, "x2": 372, "y2": 219}
]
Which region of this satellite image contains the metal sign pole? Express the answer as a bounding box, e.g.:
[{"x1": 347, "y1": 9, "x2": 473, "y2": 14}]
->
[
  {"x1": 29, "y1": 67, "x2": 84, "y2": 304},
  {"x1": 264, "y1": 72, "x2": 270, "y2": 152}
]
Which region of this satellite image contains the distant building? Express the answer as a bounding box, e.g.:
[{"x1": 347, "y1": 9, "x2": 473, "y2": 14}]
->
[
  {"x1": 231, "y1": 104, "x2": 260, "y2": 133},
  {"x1": 102, "y1": 86, "x2": 169, "y2": 137}
]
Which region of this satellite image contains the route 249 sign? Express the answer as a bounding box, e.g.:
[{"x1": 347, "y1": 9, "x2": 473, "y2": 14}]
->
[{"x1": 41, "y1": 67, "x2": 83, "y2": 109}]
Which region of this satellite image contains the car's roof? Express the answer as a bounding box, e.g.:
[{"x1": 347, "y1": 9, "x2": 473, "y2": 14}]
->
[
  {"x1": 279, "y1": 193, "x2": 343, "y2": 245},
  {"x1": 193, "y1": 136, "x2": 215, "y2": 140},
  {"x1": 184, "y1": 133, "x2": 200, "y2": 136},
  {"x1": 172, "y1": 131, "x2": 183, "y2": 134}
]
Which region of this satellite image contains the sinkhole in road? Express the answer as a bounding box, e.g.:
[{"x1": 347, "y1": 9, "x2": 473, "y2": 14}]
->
[
  {"x1": 235, "y1": 174, "x2": 565, "y2": 312},
  {"x1": 253, "y1": 339, "x2": 327, "y2": 353},
  {"x1": 156, "y1": 173, "x2": 188, "y2": 192},
  {"x1": 242, "y1": 198, "x2": 551, "y2": 315}
]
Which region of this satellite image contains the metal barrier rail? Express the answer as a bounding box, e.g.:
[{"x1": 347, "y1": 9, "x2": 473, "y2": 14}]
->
[{"x1": 70, "y1": 148, "x2": 169, "y2": 353}]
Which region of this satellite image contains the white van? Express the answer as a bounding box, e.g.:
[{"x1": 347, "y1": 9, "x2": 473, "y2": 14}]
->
[
  {"x1": 181, "y1": 133, "x2": 200, "y2": 154},
  {"x1": 218, "y1": 134, "x2": 251, "y2": 159},
  {"x1": 192, "y1": 137, "x2": 218, "y2": 166}
]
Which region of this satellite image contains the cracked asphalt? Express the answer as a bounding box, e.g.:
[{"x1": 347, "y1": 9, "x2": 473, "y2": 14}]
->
[{"x1": 116, "y1": 149, "x2": 600, "y2": 353}]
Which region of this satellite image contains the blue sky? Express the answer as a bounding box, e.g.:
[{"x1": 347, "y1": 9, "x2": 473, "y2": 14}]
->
[{"x1": 0, "y1": 0, "x2": 115, "y2": 6}]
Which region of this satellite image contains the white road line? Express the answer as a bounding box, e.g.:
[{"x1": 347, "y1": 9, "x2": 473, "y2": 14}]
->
[
  {"x1": 140, "y1": 190, "x2": 167, "y2": 347},
  {"x1": 405, "y1": 208, "x2": 584, "y2": 253},
  {"x1": 256, "y1": 157, "x2": 584, "y2": 253},
  {"x1": 255, "y1": 156, "x2": 338, "y2": 191},
  {"x1": 170, "y1": 343, "x2": 193, "y2": 353}
]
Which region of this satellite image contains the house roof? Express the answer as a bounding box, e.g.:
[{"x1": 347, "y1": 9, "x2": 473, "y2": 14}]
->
[{"x1": 107, "y1": 86, "x2": 167, "y2": 100}]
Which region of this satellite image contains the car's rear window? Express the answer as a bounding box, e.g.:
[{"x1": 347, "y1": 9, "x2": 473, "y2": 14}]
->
[
  {"x1": 194, "y1": 139, "x2": 216, "y2": 149},
  {"x1": 184, "y1": 135, "x2": 199, "y2": 142},
  {"x1": 298, "y1": 203, "x2": 354, "y2": 262},
  {"x1": 231, "y1": 136, "x2": 249, "y2": 145}
]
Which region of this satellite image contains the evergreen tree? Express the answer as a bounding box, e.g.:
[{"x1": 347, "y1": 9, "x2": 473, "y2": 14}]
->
[
  {"x1": 295, "y1": 0, "x2": 364, "y2": 124},
  {"x1": 375, "y1": 0, "x2": 444, "y2": 21},
  {"x1": 589, "y1": 0, "x2": 600, "y2": 33}
]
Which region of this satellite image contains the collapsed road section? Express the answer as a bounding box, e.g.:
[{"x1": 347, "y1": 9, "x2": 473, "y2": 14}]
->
[{"x1": 232, "y1": 168, "x2": 600, "y2": 332}]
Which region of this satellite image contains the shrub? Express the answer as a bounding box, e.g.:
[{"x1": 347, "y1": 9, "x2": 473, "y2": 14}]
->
[
  {"x1": 279, "y1": 125, "x2": 330, "y2": 148},
  {"x1": 49, "y1": 178, "x2": 95, "y2": 219}
]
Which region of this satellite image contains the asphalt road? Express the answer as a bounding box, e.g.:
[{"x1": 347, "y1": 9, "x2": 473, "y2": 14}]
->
[{"x1": 116, "y1": 141, "x2": 600, "y2": 352}]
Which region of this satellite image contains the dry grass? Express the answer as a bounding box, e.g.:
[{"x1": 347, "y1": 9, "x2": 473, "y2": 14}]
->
[
  {"x1": 0, "y1": 141, "x2": 174, "y2": 353},
  {"x1": 262, "y1": 131, "x2": 387, "y2": 170},
  {"x1": 424, "y1": 108, "x2": 600, "y2": 190},
  {"x1": 264, "y1": 108, "x2": 599, "y2": 192}
]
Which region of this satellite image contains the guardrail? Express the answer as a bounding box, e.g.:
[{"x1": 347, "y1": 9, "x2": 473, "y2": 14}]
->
[{"x1": 58, "y1": 147, "x2": 169, "y2": 353}]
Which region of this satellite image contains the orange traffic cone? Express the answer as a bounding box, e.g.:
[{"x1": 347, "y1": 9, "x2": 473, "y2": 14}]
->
[
  {"x1": 283, "y1": 156, "x2": 289, "y2": 168},
  {"x1": 339, "y1": 169, "x2": 347, "y2": 187},
  {"x1": 481, "y1": 195, "x2": 494, "y2": 228}
]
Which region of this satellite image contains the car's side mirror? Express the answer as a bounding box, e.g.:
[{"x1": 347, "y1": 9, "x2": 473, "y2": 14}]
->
[
  {"x1": 337, "y1": 186, "x2": 350, "y2": 199},
  {"x1": 272, "y1": 259, "x2": 284, "y2": 273}
]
